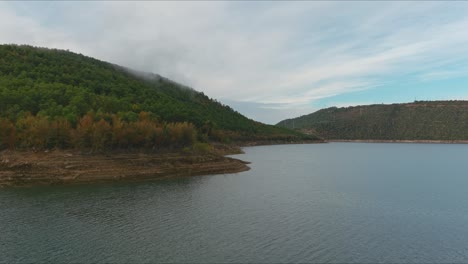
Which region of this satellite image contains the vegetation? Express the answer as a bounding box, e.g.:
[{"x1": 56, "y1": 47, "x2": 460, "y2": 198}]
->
[
  {"x1": 277, "y1": 101, "x2": 468, "y2": 140},
  {"x1": 0, "y1": 44, "x2": 316, "y2": 151}
]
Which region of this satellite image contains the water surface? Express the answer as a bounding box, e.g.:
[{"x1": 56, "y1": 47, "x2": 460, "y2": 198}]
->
[{"x1": 2, "y1": 143, "x2": 468, "y2": 263}]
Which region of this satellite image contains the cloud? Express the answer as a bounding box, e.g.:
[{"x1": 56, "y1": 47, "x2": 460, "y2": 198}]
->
[
  {"x1": 0, "y1": 3, "x2": 80, "y2": 50},
  {"x1": 2, "y1": 2, "x2": 468, "y2": 123},
  {"x1": 251, "y1": 80, "x2": 375, "y2": 106},
  {"x1": 419, "y1": 69, "x2": 468, "y2": 82}
]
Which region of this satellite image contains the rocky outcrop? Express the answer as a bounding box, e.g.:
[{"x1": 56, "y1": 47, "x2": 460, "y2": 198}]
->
[{"x1": 0, "y1": 150, "x2": 250, "y2": 187}]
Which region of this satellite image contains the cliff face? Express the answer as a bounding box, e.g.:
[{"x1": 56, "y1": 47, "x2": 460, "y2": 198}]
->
[
  {"x1": 277, "y1": 101, "x2": 468, "y2": 140},
  {"x1": 0, "y1": 150, "x2": 250, "y2": 187}
]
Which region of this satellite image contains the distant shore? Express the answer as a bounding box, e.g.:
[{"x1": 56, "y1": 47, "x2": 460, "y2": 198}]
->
[
  {"x1": 239, "y1": 139, "x2": 326, "y2": 147},
  {"x1": 0, "y1": 149, "x2": 250, "y2": 187},
  {"x1": 330, "y1": 139, "x2": 468, "y2": 144}
]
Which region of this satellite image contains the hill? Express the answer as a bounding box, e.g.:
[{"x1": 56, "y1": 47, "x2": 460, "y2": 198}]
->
[
  {"x1": 0, "y1": 44, "x2": 317, "y2": 150},
  {"x1": 277, "y1": 101, "x2": 468, "y2": 140}
]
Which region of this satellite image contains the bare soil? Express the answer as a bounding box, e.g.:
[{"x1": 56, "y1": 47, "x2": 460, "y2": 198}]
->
[{"x1": 0, "y1": 149, "x2": 250, "y2": 187}]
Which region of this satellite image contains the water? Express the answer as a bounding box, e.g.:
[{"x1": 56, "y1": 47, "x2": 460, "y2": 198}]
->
[{"x1": 2, "y1": 143, "x2": 468, "y2": 263}]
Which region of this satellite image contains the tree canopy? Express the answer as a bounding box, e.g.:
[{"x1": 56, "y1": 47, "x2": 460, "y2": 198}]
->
[{"x1": 277, "y1": 101, "x2": 468, "y2": 140}]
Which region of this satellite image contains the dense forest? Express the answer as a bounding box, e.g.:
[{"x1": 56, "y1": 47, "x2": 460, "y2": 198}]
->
[
  {"x1": 0, "y1": 44, "x2": 316, "y2": 150},
  {"x1": 277, "y1": 101, "x2": 468, "y2": 140}
]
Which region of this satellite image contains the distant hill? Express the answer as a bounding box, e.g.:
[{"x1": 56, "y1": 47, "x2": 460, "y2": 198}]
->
[
  {"x1": 0, "y1": 44, "x2": 317, "y2": 150},
  {"x1": 277, "y1": 101, "x2": 468, "y2": 140}
]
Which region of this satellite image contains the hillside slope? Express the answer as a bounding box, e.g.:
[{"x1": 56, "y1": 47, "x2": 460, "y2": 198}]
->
[
  {"x1": 277, "y1": 101, "x2": 468, "y2": 140},
  {"x1": 0, "y1": 44, "x2": 317, "y2": 150}
]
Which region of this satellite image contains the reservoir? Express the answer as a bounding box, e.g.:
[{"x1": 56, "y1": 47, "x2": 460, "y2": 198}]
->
[{"x1": 2, "y1": 143, "x2": 468, "y2": 263}]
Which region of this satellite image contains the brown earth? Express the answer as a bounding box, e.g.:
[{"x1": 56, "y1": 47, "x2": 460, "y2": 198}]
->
[{"x1": 0, "y1": 149, "x2": 250, "y2": 187}]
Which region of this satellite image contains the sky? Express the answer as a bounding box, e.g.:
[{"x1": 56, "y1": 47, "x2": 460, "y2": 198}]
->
[{"x1": 2, "y1": 1, "x2": 468, "y2": 124}]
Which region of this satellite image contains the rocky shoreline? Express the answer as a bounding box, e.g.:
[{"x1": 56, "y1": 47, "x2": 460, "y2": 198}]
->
[{"x1": 0, "y1": 149, "x2": 250, "y2": 187}]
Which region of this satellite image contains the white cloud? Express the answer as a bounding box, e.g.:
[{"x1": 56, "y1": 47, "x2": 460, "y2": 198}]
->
[
  {"x1": 252, "y1": 80, "x2": 374, "y2": 106},
  {"x1": 0, "y1": 3, "x2": 79, "y2": 50},
  {"x1": 419, "y1": 69, "x2": 468, "y2": 82}
]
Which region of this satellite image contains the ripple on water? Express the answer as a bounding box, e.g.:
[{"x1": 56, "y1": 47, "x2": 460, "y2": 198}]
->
[{"x1": 3, "y1": 143, "x2": 468, "y2": 263}]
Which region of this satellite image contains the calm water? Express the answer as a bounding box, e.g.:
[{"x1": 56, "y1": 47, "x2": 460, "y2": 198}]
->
[{"x1": 2, "y1": 143, "x2": 468, "y2": 263}]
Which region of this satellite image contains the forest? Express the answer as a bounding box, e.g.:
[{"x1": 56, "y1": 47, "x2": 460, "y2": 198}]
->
[
  {"x1": 277, "y1": 101, "x2": 468, "y2": 140},
  {"x1": 0, "y1": 44, "x2": 316, "y2": 150}
]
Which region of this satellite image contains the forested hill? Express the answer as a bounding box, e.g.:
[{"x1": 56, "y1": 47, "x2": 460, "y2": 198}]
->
[
  {"x1": 277, "y1": 101, "x2": 468, "y2": 140},
  {"x1": 0, "y1": 44, "x2": 316, "y2": 150}
]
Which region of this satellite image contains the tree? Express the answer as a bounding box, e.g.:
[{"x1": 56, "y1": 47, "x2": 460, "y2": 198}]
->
[
  {"x1": 0, "y1": 118, "x2": 16, "y2": 149},
  {"x1": 91, "y1": 119, "x2": 112, "y2": 151}
]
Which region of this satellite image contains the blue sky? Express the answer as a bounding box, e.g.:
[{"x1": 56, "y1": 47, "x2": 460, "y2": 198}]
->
[{"x1": 1, "y1": 1, "x2": 468, "y2": 124}]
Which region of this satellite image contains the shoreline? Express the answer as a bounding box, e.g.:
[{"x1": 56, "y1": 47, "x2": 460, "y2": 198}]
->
[
  {"x1": 0, "y1": 140, "x2": 325, "y2": 187},
  {"x1": 238, "y1": 139, "x2": 326, "y2": 147},
  {"x1": 329, "y1": 139, "x2": 468, "y2": 144},
  {"x1": 9, "y1": 139, "x2": 444, "y2": 187},
  {"x1": 0, "y1": 149, "x2": 250, "y2": 187}
]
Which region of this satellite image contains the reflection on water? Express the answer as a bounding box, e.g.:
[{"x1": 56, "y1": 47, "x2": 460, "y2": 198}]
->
[{"x1": 2, "y1": 143, "x2": 468, "y2": 263}]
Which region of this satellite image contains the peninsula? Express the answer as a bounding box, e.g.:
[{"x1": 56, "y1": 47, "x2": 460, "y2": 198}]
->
[{"x1": 0, "y1": 45, "x2": 319, "y2": 186}]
